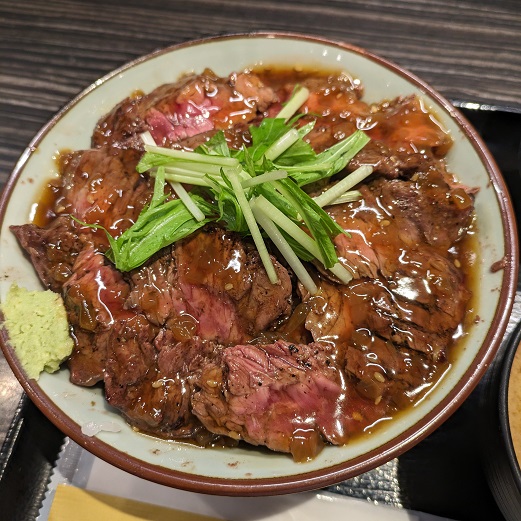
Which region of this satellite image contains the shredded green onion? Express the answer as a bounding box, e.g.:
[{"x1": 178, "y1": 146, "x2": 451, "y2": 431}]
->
[
  {"x1": 253, "y1": 195, "x2": 353, "y2": 284},
  {"x1": 325, "y1": 190, "x2": 362, "y2": 206},
  {"x1": 264, "y1": 128, "x2": 300, "y2": 161},
  {"x1": 165, "y1": 161, "x2": 228, "y2": 175},
  {"x1": 241, "y1": 170, "x2": 288, "y2": 188},
  {"x1": 227, "y1": 170, "x2": 279, "y2": 284},
  {"x1": 168, "y1": 180, "x2": 206, "y2": 222},
  {"x1": 140, "y1": 131, "x2": 156, "y2": 146},
  {"x1": 144, "y1": 145, "x2": 240, "y2": 167},
  {"x1": 251, "y1": 198, "x2": 318, "y2": 295},
  {"x1": 276, "y1": 86, "x2": 310, "y2": 122},
  {"x1": 163, "y1": 174, "x2": 212, "y2": 187},
  {"x1": 98, "y1": 87, "x2": 372, "y2": 290},
  {"x1": 313, "y1": 165, "x2": 373, "y2": 207}
]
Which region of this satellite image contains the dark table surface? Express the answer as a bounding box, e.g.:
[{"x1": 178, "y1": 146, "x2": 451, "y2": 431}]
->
[{"x1": 1, "y1": 1, "x2": 521, "y2": 519}]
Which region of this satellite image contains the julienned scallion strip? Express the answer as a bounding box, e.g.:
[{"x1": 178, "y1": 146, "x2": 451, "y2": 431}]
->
[
  {"x1": 168, "y1": 180, "x2": 206, "y2": 222},
  {"x1": 276, "y1": 86, "x2": 310, "y2": 122},
  {"x1": 252, "y1": 195, "x2": 354, "y2": 284},
  {"x1": 226, "y1": 169, "x2": 279, "y2": 284},
  {"x1": 241, "y1": 170, "x2": 288, "y2": 188},
  {"x1": 264, "y1": 128, "x2": 300, "y2": 161},
  {"x1": 325, "y1": 190, "x2": 362, "y2": 205},
  {"x1": 98, "y1": 87, "x2": 372, "y2": 294},
  {"x1": 251, "y1": 199, "x2": 318, "y2": 294},
  {"x1": 140, "y1": 130, "x2": 209, "y2": 222},
  {"x1": 143, "y1": 145, "x2": 240, "y2": 168},
  {"x1": 313, "y1": 165, "x2": 373, "y2": 208}
]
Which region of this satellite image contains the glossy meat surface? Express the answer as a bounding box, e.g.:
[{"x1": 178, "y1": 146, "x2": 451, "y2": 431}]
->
[{"x1": 11, "y1": 67, "x2": 476, "y2": 461}]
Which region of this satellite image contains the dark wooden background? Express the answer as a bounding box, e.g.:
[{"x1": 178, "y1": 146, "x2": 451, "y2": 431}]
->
[
  {"x1": 2, "y1": 0, "x2": 521, "y2": 181},
  {"x1": 1, "y1": 0, "x2": 520, "y2": 519}
]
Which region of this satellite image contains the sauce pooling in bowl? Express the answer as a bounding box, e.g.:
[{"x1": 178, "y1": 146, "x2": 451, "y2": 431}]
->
[{"x1": 12, "y1": 65, "x2": 478, "y2": 461}]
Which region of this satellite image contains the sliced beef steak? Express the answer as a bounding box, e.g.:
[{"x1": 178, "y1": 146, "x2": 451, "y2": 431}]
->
[
  {"x1": 302, "y1": 275, "x2": 455, "y2": 413},
  {"x1": 344, "y1": 330, "x2": 440, "y2": 409},
  {"x1": 153, "y1": 333, "x2": 221, "y2": 441},
  {"x1": 8, "y1": 68, "x2": 476, "y2": 459},
  {"x1": 346, "y1": 276, "x2": 465, "y2": 361},
  {"x1": 126, "y1": 228, "x2": 293, "y2": 345},
  {"x1": 67, "y1": 329, "x2": 108, "y2": 387},
  {"x1": 364, "y1": 173, "x2": 475, "y2": 249},
  {"x1": 56, "y1": 146, "x2": 152, "y2": 238},
  {"x1": 191, "y1": 340, "x2": 386, "y2": 461},
  {"x1": 298, "y1": 76, "x2": 368, "y2": 154},
  {"x1": 11, "y1": 148, "x2": 152, "y2": 289},
  {"x1": 304, "y1": 278, "x2": 354, "y2": 346},
  {"x1": 63, "y1": 244, "x2": 138, "y2": 386},
  {"x1": 103, "y1": 316, "x2": 167, "y2": 433},
  {"x1": 264, "y1": 72, "x2": 451, "y2": 178},
  {"x1": 92, "y1": 69, "x2": 277, "y2": 149},
  {"x1": 346, "y1": 140, "x2": 436, "y2": 180},
  {"x1": 348, "y1": 95, "x2": 453, "y2": 178},
  {"x1": 302, "y1": 166, "x2": 473, "y2": 406},
  {"x1": 105, "y1": 331, "x2": 221, "y2": 442},
  {"x1": 11, "y1": 216, "x2": 88, "y2": 292},
  {"x1": 63, "y1": 246, "x2": 133, "y2": 331},
  {"x1": 327, "y1": 171, "x2": 473, "y2": 351},
  {"x1": 366, "y1": 95, "x2": 452, "y2": 157},
  {"x1": 299, "y1": 164, "x2": 473, "y2": 429}
]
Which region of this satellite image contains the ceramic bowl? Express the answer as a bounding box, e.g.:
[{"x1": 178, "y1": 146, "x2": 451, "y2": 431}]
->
[
  {"x1": 480, "y1": 317, "x2": 521, "y2": 520},
  {"x1": 0, "y1": 33, "x2": 518, "y2": 495}
]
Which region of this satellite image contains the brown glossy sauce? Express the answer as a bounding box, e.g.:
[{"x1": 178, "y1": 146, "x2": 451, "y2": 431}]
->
[
  {"x1": 32, "y1": 149, "x2": 73, "y2": 227},
  {"x1": 181, "y1": 229, "x2": 248, "y2": 289},
  {"x1": 32, "y1": 180, "x2": 61, "y2": 227},
  {"x1": 29, "y1": 65, "x2": 479, "y2": 457}
]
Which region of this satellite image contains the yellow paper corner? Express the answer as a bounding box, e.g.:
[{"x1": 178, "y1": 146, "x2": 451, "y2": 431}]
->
[{"x1": 48, "y1": 484, "x2": 222, "y2": 521}]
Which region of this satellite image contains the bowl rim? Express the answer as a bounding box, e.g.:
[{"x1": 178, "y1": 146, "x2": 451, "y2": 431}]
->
[
  {"x1": 499, "y1": 320, "x2": 521, "y2": 489},
  {"x1": 0, "y1": 31, "x2": 518, "y2": 495}
]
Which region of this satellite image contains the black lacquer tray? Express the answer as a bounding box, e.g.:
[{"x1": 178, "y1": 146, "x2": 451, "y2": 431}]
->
[{"x1": 0, "y1": 105, "x2": 520, "y2": 521}]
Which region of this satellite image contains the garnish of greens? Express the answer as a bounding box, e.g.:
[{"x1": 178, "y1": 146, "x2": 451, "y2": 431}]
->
[{"x1": 93, "y1": 86, "x2": 373, "y2": 295}]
